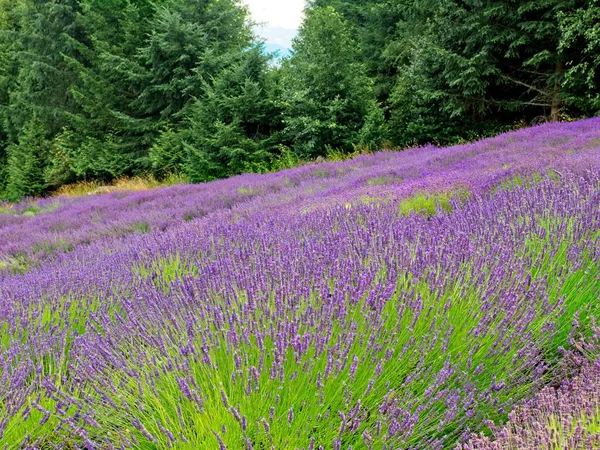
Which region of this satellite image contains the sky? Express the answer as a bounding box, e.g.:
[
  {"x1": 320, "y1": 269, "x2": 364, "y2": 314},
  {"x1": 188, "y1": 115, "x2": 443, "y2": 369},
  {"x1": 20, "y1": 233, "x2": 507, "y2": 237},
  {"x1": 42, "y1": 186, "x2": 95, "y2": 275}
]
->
[{"x1": 244, "y1": 0, "x2": 306, "y2": 50}]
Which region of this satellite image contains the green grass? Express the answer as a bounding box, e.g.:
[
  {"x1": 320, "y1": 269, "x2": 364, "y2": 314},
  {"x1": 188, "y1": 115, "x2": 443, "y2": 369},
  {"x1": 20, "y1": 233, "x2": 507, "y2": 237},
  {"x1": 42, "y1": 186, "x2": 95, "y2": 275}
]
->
[
  {"x1": 32, "y1": 239, "x2": 75, "y2": 255},
  {"x1": 0, "y1": 254, "x2": 31, "y2": 274},
  {"x1": 16, "y1": 201, "x2": 63, "y2": 217},
  {"x1": 1, "y1": 295, "x2": 104, "y2": 447},
  {"x1": 340, "y1": 189, "x2": 469, "y2": 216},
  {"x1": 398, "y1": 190, "x2": 468, "y2": 217},
  {"x1": 238, "y1": 187, "x2": 263, "y2": 195},
  {"x1": 132, "y1": 222, "x2": 151, "y2": 234},
  {"x1": 493, "y1": 171, "x2": 562, "y2": 194}
]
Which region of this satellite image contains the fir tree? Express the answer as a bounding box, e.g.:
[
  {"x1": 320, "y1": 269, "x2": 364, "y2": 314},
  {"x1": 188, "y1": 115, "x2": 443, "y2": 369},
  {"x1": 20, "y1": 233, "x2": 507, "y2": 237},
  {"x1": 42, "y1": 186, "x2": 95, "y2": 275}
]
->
[
  {"x1": 181, "y1": 45, "x2": 280, "y2": 181},
  {"x1": 281, "y1": 6, "x2": 384, "y2": 157},
  {"x1": 559, "y1": 0, "x2": 600, "y2": 114},
  {"x1": 5, "y1": 118, "x2": 49, "y2": 201}
]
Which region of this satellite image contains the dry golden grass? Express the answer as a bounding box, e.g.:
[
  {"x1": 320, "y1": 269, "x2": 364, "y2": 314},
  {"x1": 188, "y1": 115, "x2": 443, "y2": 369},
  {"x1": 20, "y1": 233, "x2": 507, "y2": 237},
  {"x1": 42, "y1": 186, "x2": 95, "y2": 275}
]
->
[
  {"x1": 0, "y1": 202, "x2": 14, "y2": 214},
  {"x1": 52, "y1": 174, "x2": 188, "y2": 198}
]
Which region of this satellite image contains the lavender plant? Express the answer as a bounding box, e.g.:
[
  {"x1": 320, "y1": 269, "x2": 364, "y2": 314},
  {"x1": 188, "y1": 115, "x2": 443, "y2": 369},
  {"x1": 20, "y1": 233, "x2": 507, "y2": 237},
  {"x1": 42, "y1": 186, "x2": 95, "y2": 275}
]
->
[
  {"x1": 462, "y1": 358, "x2": 600, "y2": 449},
  {"x1": 0, "y1": 118, "x2": 599, "y2": 449},
  {"x1": 1, "y1": 117, "x2": 599, "y2": 272}
]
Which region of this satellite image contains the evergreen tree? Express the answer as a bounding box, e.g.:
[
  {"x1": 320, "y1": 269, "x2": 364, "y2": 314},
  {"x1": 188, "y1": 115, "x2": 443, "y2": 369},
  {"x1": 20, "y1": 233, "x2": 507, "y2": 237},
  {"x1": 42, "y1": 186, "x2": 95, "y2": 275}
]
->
[
  {"x1": 62, "y1": 0, "x2": 164, "y2": 181},
  {"x1": 384, "y1": 0, "x2": 501, "y2": 145},
  {"x1": 133, "y1": 0, "x2": 252, "y2": 122},
  {"x1": 281, "y1": 6, "x2": 384, "y2": 157},
  {"x1": 67, "y1": 0, "x2": 254, "y2": 181},
  {"x1": 386, "y1": 0, "x2": 590, "y2": 144},
  {"x1": 309, "y1": 0, "x2": 400, "y2": 104},
  {"x1": 7, "y1": 0, "x2": 89, "y2": 137},
  {"x1": 5, "y1": 118, "x2": 49, "y2": 201},
  {"x1": 185, "y1": 45, "x2": 280, "y2": 181},
  {"x1": 1, "y1": 0, "x2": 90, "y2": 198},
  {"x1": 151, "y1": 45, "x2": 281, "y2": 181},
  {"x1": 559, "y1": 0, "x2": 600, "y2": 114},
  {"x1": 0, "y1": 0, "x2": 27, "y2": 195}
]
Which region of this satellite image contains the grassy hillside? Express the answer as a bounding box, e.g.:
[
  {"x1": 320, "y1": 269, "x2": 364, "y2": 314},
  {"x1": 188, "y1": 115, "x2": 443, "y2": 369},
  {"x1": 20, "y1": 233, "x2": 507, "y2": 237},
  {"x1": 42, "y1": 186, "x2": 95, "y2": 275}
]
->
[{"x1": 1, "y1": 118, "x2": 599, "y2": 449}]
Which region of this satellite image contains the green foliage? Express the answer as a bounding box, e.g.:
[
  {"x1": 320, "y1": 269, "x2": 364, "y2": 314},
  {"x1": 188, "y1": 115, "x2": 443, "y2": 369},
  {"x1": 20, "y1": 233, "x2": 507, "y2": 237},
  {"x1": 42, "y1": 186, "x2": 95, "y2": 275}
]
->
[
  {"x1": 124, "y1": 0, "x2": 252, "y2": 126},
  {"x1": 0, "y1": 0, "x2": 598, "y2": 199},
  {"x1": 67, "y1": 0, "x2": 256, "y2": 183},
  {"x1": 149, "y1": 126, "x2": 187, "y2": 177},
  {"x1": 62, "y1": 0, "x2": 160, "y2": 180},
  {"x1": 6, "y1": 0, "x2": 88, "y2": 137},
  {"x1": 280, "y1": 6, "x2": 385, "y2": 157},
  {"x1": 0, "y1": 0, "x2": 25, "y2": 196},
  {"x1": 5, "y1": 118, "x2": 49, "y2": 201},
  {"x1": 559, "y1": 0, "x2": 600, "y2": 113},
  {"x1": 382, "y1": 0, "x2": 600, "y2": 145},
  {"x1": 268, "y1": 145, "x2": 306, "y2": 171},
  {"x1": 309, "y1": 0, "x2": 401, "y2": 104},
  {"x1": 178, "y1": 45, "x2": 280, "y2": 182},
  {"x1": 398, "y1": 190, "x2": 466, "y2": 217}
]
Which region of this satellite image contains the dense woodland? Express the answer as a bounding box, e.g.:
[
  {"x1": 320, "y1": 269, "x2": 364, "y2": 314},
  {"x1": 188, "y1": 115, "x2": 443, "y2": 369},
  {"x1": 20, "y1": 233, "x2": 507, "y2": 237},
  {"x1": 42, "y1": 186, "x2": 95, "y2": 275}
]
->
[{"x1": 0, "y1": 0, "x2": 598, "y2": 201}]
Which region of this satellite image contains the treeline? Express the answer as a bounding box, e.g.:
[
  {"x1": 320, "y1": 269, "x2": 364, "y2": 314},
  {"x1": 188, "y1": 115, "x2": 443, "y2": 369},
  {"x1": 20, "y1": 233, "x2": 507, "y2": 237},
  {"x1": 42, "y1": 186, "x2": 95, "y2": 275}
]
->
[{"x1": 0, "y1": 0, "x2": 598, "y2": 201}]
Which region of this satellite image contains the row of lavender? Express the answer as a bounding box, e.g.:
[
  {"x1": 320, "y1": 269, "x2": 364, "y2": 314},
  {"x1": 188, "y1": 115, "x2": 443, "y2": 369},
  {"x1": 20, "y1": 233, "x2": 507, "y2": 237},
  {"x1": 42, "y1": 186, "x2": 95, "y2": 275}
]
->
[
  {"x1": 1, "y1": 119, "x2": 600, "y2": 448},
  {"x1": 1, "y1": 118, "x2": 599, "y2": 271},
  {"x1": 463, "y1": 354, "x2": 600, "y2": 449}
]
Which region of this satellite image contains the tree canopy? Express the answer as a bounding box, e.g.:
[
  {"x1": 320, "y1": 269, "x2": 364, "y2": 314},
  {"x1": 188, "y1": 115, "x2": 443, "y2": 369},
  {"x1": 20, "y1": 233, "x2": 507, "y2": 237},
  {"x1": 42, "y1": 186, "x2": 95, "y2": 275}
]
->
[{"x1": 0, "y1": 0, "x2": 598, "y2": 200}]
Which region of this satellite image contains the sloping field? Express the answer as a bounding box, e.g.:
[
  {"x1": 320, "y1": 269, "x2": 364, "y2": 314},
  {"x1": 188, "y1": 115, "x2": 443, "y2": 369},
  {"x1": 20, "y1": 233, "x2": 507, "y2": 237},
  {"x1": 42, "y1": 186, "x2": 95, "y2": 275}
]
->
[{"x1": 1, "y1": 118, "x2": 600, "y2": 449}]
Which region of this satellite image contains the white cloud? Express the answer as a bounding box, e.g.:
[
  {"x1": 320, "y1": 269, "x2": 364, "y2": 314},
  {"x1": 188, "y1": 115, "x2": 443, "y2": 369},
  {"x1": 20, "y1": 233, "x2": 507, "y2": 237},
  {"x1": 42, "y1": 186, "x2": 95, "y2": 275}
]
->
[
  {"x1": 245, "y1": 0, "x2": 305, "y2": 30},
  {"x1": 244, "y1": 0, "x2": 305, "y2": 48}
]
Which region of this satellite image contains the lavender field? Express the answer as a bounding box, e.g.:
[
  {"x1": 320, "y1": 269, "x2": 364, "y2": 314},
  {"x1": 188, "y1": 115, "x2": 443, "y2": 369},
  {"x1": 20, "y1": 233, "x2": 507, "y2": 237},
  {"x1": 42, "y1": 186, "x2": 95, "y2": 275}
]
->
[{"x1": 1, "y1": 118, "x2": 600, "y2": 449}]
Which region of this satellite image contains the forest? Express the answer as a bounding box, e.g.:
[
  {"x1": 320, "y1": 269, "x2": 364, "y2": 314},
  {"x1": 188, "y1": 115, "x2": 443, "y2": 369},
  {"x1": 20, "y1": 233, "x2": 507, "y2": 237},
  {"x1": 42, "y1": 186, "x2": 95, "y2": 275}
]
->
[{"x1": 0, "y1": 0, "x2": 598, "y2": 201}]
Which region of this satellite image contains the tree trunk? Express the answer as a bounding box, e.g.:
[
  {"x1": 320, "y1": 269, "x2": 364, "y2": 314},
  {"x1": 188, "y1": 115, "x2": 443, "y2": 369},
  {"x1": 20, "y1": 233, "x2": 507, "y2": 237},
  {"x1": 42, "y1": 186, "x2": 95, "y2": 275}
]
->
[
  {"x1": 550, "y1": 100, "x2": 560, "y2": 122},
  {"x1": 550, "y1": 61, "x2": 564, "y2": 122}
]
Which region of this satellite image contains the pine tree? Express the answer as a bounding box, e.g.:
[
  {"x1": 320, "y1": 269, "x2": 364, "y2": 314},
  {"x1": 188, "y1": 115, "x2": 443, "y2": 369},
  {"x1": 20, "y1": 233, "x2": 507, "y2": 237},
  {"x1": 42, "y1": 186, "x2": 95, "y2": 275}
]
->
[
  {"x1": 179, "y1": 45, "x2": 281, "y2": 181},
  {"x1": 68, "y1": 0, "x2": 255, "y2": 181},
  {"x1": 281, "y1": 6, "x2": 384, "y2": 157},
  {"x1": 63, "y1": 0, "x2": 162, "y2": 181},
  {"x1": 559, "y1": 0, "x2": 600, "y2": 114},
  {"x1": 149, "y1": 45, "x2": 281, "y2": 181},
  {"x1": 0, "y1": 0, "x2": 26, "y2": 195},
  {"x1": 386, "y1": 0, "x2": 589, "y2": 133},
  {"x1": 309, "y1": 0, "x2": 400, "y2": 104},
  {"x1": 133, "y1": 0, "x2": 252, "y2": 123},
  {"x1": 7, "y1": 0, "x2": 89, "y2": 136},
  {"x1": 5, "y1": 118, "x2": 49, "y2": 201},
  {"x1": 0, "y1": 0, "x2": 91, "y2": 198}
]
